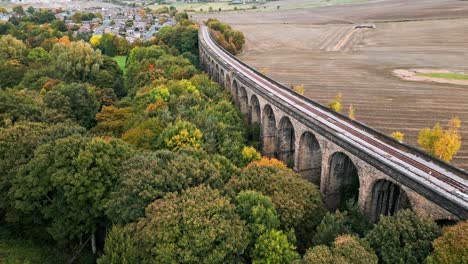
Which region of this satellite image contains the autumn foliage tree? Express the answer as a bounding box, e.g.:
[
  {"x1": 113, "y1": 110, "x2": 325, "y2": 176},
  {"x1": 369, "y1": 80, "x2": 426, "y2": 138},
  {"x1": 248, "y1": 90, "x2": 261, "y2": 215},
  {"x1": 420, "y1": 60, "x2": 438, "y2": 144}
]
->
[
  {"x1": 426, "y1": 221, "x2": 468, "y2": 264},
  {"x1": 418, "y1": 117, "x2": 462, "y2": 162},
  {"x1": 206, "y1": 18, "x2": 245, "y2": 55},
  {"x1": 10, "y1": 136, "x2": 134, "y2": 242},
  {"x1": 157, "y1": 120, "x2": 203, "y2": 151},
  {"x1": 252, "y1": 229, "x2": 300, "y2": 264},
  {"x1": 104, "y1": 186, "x2": 249, "y2": 263},
  {"x1": 92, "y1": 106, "x2": 133, "y2": 137},
  {"x1": 105, "y1": 149, "x2": 232, "y2": 224},
  {"x1": 391, "y1": 131, "x2": 404, "y2": 142},
  {"x1": 328, "y1": 93, "x2": 342, "y2": 113},
  {"x1": 50, "y1": 40, "x2": 103, "y2": 82},
  {"x1": 302, "y1": 235, "x2": 378, "y2": 264},
  {"x1": 225, "y1": 160, "x2": 326, "y2": 251},
  {"x1": 365, "y1": 210, "x2": 440, "y2": 264}
]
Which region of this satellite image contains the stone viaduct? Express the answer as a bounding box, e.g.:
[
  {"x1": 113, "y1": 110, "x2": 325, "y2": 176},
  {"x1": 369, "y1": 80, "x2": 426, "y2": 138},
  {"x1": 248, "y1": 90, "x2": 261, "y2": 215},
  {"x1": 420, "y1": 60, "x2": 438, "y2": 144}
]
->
[{"x1": 198, "y1": 25, "x2": 467, "y2": 222}]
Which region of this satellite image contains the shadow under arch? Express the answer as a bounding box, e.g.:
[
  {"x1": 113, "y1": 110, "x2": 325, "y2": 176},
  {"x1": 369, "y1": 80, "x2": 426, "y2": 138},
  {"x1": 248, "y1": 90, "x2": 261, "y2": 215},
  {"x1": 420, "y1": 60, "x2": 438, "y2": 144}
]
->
[
  {"x1": 369, "y1": 179, "x2": 410, "y2": 222},
  {"x1": 277, "y1": 116, "x2": 295, "y2": 167},
  {"x1": 238, "y1": 86, "x2": 248, "y2": 117},
  {"x1": 326, "y1": 152, "x2": 359, "y2": 210},
  {"x1": 262, "y1": 104, "x2": 277, "y2": 158},
  {"x1": 297, "y1": 131, "x2": 322, "y2": 186}
]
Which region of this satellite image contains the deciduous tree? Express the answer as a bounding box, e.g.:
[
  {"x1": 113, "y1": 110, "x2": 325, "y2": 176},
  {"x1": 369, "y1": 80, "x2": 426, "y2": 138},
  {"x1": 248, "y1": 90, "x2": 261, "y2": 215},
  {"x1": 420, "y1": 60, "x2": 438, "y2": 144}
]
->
[
  {"x1": 157, "y1": 120, "x2": 203, "y2": 151},
  {"x1": 365, "y1": 209, "x2": 440, "y2": 264},
  {"x1": 105, "y1": 149, "x2": 233, "y2": 224},
  {"x1": 418, "y1": 117, "x2": 462, "y2": 162},
  {"x1": 391, "y1": 131, "x2": 404, "y2": 141},
  {"x1": 97, "y1": 225, "x2": 139, "y2": 264},
  {"x1": 348, "y1": 104, "x2": 355, "y2": 119},
  {"x1": 328, "y1": 93, "x2": 342, "y2": 113},
  {"x1": 426, "y1": 221, "x2": 468, "y2": 264},
  {"x1": 130, "y1": 186, "x2": 248, "y2": 263},
  {"x1": 225, "y1": 162, "x2": 326, "y2": 251},
  {"x1": 11, "y1": 136, "x2": 135, "y2": 242},
  {"x1": 51, "y1": 83, "x2": 100, "y2": 128},
  {"x1": 252, "y1": 229, "x2": 300, "y2": 264},
  {"x1": 50, "y1": 40, "x2": 103, "y2": 82},
  {"x1": 0, "y1": 122, "x2": 85, "y2": 219},
  {"x1": 92, "y1": 106, "x2": 133, "y2": 137}
]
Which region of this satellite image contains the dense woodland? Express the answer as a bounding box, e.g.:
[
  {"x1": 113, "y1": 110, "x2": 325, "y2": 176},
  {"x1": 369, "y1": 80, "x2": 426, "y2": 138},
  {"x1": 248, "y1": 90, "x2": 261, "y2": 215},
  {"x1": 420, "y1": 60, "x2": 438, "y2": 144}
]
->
[{"x1": 0, "y1": 8, "x2": 466, "y2": 264}]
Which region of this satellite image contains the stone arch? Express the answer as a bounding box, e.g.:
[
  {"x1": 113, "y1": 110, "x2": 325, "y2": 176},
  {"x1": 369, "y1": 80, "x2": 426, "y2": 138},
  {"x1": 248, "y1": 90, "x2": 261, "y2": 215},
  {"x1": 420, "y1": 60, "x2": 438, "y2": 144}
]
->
[
  {"x1": 297, "y1": 132, "x2": 322, "y2": 186},
  {"x1": 369, "y1": 179, "x2": 410, "y2": 222},
  {"x1": 219, "y1": 68, "x2": 224, "y2": 87},
  {"x1": 262, "y1": 104, "x2": 277, "y2": 158},
  {"x1": 326, "y1": 152, "x2": 360, "y2": 210},
  {"x1": 203, "y1": 54, "x2": 209, "y2": 72},
  {"x1": 232, "y1": 80, "x2": 239, "y2": 103},
  {"x1": 209, "y1": 62, "x2": 214, "y2": 78},
  {"x1": 277, "y1": 116, "x2": 295, "y2": 166},
  {"x1": 250, "y1": 95, "x2": 261, "y2": 124},
  {"x1": 215, "y1": 64, "x2": 219, "y2": 83},
  {"x1": 225, "y1": 74, "x2": 231, "y2": 91},
  {"x1": 210, "y1": 60, "x2": 215, "y2": 78},
  {"x1": 238, "y1": 86, "x2": 248, "y2": 116},
  {"x1": 248, "y1": 94, "x2": 262, "y2": 149}
]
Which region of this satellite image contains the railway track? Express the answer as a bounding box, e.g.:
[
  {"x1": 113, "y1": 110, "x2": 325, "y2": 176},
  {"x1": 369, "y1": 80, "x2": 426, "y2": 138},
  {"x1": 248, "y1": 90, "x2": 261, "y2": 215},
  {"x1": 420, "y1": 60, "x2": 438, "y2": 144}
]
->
[{"x1": 200, "y1": 25, "x2": 468, "y2": 209}]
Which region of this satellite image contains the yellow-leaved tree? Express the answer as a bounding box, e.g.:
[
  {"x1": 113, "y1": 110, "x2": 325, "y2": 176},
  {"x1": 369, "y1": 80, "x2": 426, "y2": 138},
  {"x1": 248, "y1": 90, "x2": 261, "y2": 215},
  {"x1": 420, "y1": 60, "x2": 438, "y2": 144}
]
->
[
  {"x1": 391, "y1": 131, "x2": 404, "y2": 142},
  {"x1": 241, "y1": 146, "x2": 261, "y2": 166},
  {"x1": 157, "y1": 120, "x2": 203, "y2": 151},
  {"x1": 418, "y1": 117, "x2": 462, "y2": 162},
  {"x1": 328, "y1": 93, "x2": 342, "y2": 113},
  {"x1": 348, "y1": 104, "x2": 355, "y2": 120},
  {"x1": 90, "y1": 35, "x2": 102, "y2": 46},
  {"x1": 294, "y1": 84, "x2": 304, "y2": 95}
]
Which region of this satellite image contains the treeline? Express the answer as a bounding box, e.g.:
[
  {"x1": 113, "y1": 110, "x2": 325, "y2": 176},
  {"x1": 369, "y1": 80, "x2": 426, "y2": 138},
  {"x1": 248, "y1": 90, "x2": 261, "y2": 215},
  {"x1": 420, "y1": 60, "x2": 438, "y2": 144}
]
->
[
  {"x1": 0, "y1": 11, "x2": 466, "y2": 264},
  {"x1": 207, "y1": 18, "x2": 245, "y2": 55}
]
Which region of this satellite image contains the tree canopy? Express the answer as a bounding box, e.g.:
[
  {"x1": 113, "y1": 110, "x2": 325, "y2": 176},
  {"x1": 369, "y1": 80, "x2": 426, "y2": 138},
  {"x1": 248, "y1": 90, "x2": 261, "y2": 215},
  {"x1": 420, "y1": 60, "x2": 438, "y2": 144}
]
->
[
  {"x1": 101, "y1": 186, "x2": 249, "y2": 263},
  {"x1": 365, "y1": 210, "x2": 440, "y2": 264},
  {"x1": 10, "y1": 136, "x2": 134, "y2": 242}
]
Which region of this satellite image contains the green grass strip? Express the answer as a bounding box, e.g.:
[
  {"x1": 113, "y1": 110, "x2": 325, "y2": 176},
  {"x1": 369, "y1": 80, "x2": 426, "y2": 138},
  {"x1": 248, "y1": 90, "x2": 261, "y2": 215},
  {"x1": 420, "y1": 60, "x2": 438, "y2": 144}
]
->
[{"x1": 417, "y1": 72, "x2": 468, "y2": 80}]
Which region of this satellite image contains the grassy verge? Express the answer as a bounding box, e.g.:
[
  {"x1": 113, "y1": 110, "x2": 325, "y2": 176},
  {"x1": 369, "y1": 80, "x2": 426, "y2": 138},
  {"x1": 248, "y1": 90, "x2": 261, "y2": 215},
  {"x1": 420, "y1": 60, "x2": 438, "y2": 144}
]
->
[
  {"x1": 417, "y1": 72, "x2": 468, "y2": 80},
  {"x1": 113, "y1": 55, "x2": 127, "y2": 73}
]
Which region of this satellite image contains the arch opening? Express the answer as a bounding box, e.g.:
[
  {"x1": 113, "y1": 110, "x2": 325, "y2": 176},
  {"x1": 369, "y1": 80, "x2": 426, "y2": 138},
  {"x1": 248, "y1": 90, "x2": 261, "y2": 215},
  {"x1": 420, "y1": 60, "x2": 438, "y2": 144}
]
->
[
  {"x1": 297, "y1": 132, "x2": 322, "y2": 186},
  {"x1": 277, "y1": 117, "x2": 295, "y2": 167},
  {"x1": 232, "y1": 80, "x2": 239, "y2": 103},
  {"x1": 262, "y1": 105, "x2": 277, "y2": 158},
  {"x1": 225, "y1": 74, "x2": 231, "y2": 91},
  {"x1": 250, "y1": 95, "x2": 261, "y2": 124},
  {"x1": 215, "y1": 64, "x2": 219, "y2": 83},
  {"x1": 219, "y1": 69, "x2": 225, "y2": 87},
  {"x1": 326, "y1": 152, "x2": 360, "y2": 210},
  {"x1": 247, "y1": 95, "x2": 261, "y2": 149},
  {"x1": 238, "y1": 86, "x2": 248, "y2": 117},
  {"x1": 370, "y1": 179, "x2": 410, "y2": 222},
  {"x1": 210, "y1": 62, "x2": 214, "y2": 79}
]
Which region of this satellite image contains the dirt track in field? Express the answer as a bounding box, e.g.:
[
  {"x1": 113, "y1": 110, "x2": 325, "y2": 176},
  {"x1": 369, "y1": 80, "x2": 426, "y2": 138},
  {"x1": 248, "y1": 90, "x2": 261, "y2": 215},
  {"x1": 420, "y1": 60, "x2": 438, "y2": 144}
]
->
[{"x1": 194, "y1": 0, "x2": 468, "y2": 170}]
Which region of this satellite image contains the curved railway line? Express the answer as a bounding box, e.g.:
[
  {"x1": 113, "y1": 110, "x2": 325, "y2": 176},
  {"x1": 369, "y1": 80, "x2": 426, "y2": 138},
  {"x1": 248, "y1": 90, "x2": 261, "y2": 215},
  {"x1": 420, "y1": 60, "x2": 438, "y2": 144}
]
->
[{"x1": 199, "y1": 25, "x2": 468, "y2": 214}]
